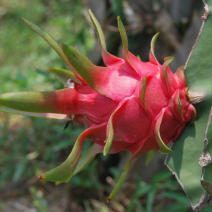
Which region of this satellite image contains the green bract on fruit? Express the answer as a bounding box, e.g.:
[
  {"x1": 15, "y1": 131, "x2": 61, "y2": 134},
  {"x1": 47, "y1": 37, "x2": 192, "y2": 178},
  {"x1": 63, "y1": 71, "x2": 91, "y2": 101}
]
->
[{"x1": 0, "y1": 10, "x2": 203, "y2": 201}]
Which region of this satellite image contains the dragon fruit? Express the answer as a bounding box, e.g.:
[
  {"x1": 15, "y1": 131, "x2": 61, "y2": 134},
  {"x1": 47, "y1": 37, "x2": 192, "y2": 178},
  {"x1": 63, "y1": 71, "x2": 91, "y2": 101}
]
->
[{"x1": 0, "y1": 10, "x2": 198, "y2": 200}]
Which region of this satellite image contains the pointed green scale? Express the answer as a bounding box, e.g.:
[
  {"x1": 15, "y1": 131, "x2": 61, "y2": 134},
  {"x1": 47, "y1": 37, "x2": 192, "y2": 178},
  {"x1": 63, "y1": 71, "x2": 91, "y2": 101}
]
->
[
  {"x1": 48, "y1": 67, "x2": 81, "y2": 84},
  {"x1": 176, "y1": 66, "x2": 186, "y2": 84},
  {"x1": 161, "y1": 57, "x2": 174, "y2": 91},
  {"x1": 139, "y1": 76, "x2": 148, "y2": 109},
  {"x1": 39, "y1": 129, "x2": 86, "y2": 183},
  {"x1": 89, "y1": 10, "x2": 123, "y2": 66},
  {"x1": 103, "y1": 100, "x2": 128, "y2": 156},
  {"x1": 22, "y1": 17, "x2": 81, "y2": 80},
  {"x1": 117, "y1": 16, "x2": 129, "y2": 57},
  {"x1": 103, "y1": 116, "x2": 114, "y2": 156},
  {"x1": 117, "y1": 16, "x2": 137, "y2": 73},
  {"x1": 149, "y1": 33, "x2": 160, "y2": 65},
  {"x1": 73, "y1": 144, "x2": 103, "y2": 176},
  {"x1": 88, "y1": 9, "x2": 106, "y2": 50},
  {"x1": 145, "y1": 149, "x2": 157, "y2": 166},
  {"x1": 61, "y1": 43, "x2": 109, "y2": 96},
  {"x1": 172, "y1": 90, "x2": 184, "y2": 121},
  {"x1": 177, "y1": 93, "x2": 183, "y2": 120},
  {"x1": 62, "y1": 43, "x2": 125, "y2": 101},
  {"x1": 155, "y1": 109, "x2": 172, "y2": 154},
  {"x1": 39, "y1": 124, "x2": 106, "y2": 183},
  {"x1": 62, "y1": 43, "x2": 99, "y2": 85},
  {"x1": 137, "y1": 55, "x2": 141, "y2": 60},
  {"x1": 189, "y1": 105, "x2": 197, "y2": 124}
]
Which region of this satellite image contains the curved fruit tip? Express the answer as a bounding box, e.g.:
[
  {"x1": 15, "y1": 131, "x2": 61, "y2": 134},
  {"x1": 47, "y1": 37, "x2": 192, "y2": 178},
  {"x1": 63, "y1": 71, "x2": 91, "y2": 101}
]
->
[
  {"x1": 48, "y1": 67, "x2": 81, "y2": 84},
  {"x1": 161, "y1": 57, "x2": 174, "y2": 92},
  {"x1": 155, "y1": 109, "x2": 172, "y2": 154},
  {"x1": 149, "y1": 32, "x2": 160, "y2": 65}
]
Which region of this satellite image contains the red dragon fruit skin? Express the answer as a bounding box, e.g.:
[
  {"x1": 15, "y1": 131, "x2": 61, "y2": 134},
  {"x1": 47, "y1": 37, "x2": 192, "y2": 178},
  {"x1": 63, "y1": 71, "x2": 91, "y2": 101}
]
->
[{"x1": 0, "y1": 10, "x2": 197, "y2": 200}]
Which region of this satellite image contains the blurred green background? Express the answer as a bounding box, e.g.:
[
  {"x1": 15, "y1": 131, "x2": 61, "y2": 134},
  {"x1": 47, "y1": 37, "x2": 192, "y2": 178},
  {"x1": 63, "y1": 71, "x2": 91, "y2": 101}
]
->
[{"x1": 0, "y1": 0, "x2": 211, "y2": 211}]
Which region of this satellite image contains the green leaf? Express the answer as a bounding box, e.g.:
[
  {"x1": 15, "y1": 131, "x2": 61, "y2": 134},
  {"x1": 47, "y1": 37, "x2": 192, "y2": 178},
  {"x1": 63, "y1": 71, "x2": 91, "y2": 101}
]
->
[
  {"x1": 48, "y1": 67, "x2": 81, "y2": 84},
  {"x1": 126, "y1": 184, "x2": 152, "y2": 212},
  {"x1": 201, "y1": 108, "x2": 212, "y2": 192},
  {"x1": 166, "y1": 1, "x2": 212, "y2": 209},
  {"x1": 13, "y1": 159, "x2": 28, "y2": 182},
  {"x1": 162, "y1": 191, "x2": 190, "y2": 205},
  {"x1": 146, "y1": 188, "x2": 157, "y2": 212}
]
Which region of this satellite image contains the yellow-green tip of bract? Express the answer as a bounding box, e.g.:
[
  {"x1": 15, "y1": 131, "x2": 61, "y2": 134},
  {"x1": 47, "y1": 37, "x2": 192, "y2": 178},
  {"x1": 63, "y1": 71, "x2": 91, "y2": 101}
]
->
[{"x1": 149, "y1": 32, "x2": 160, "y2": 65}]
